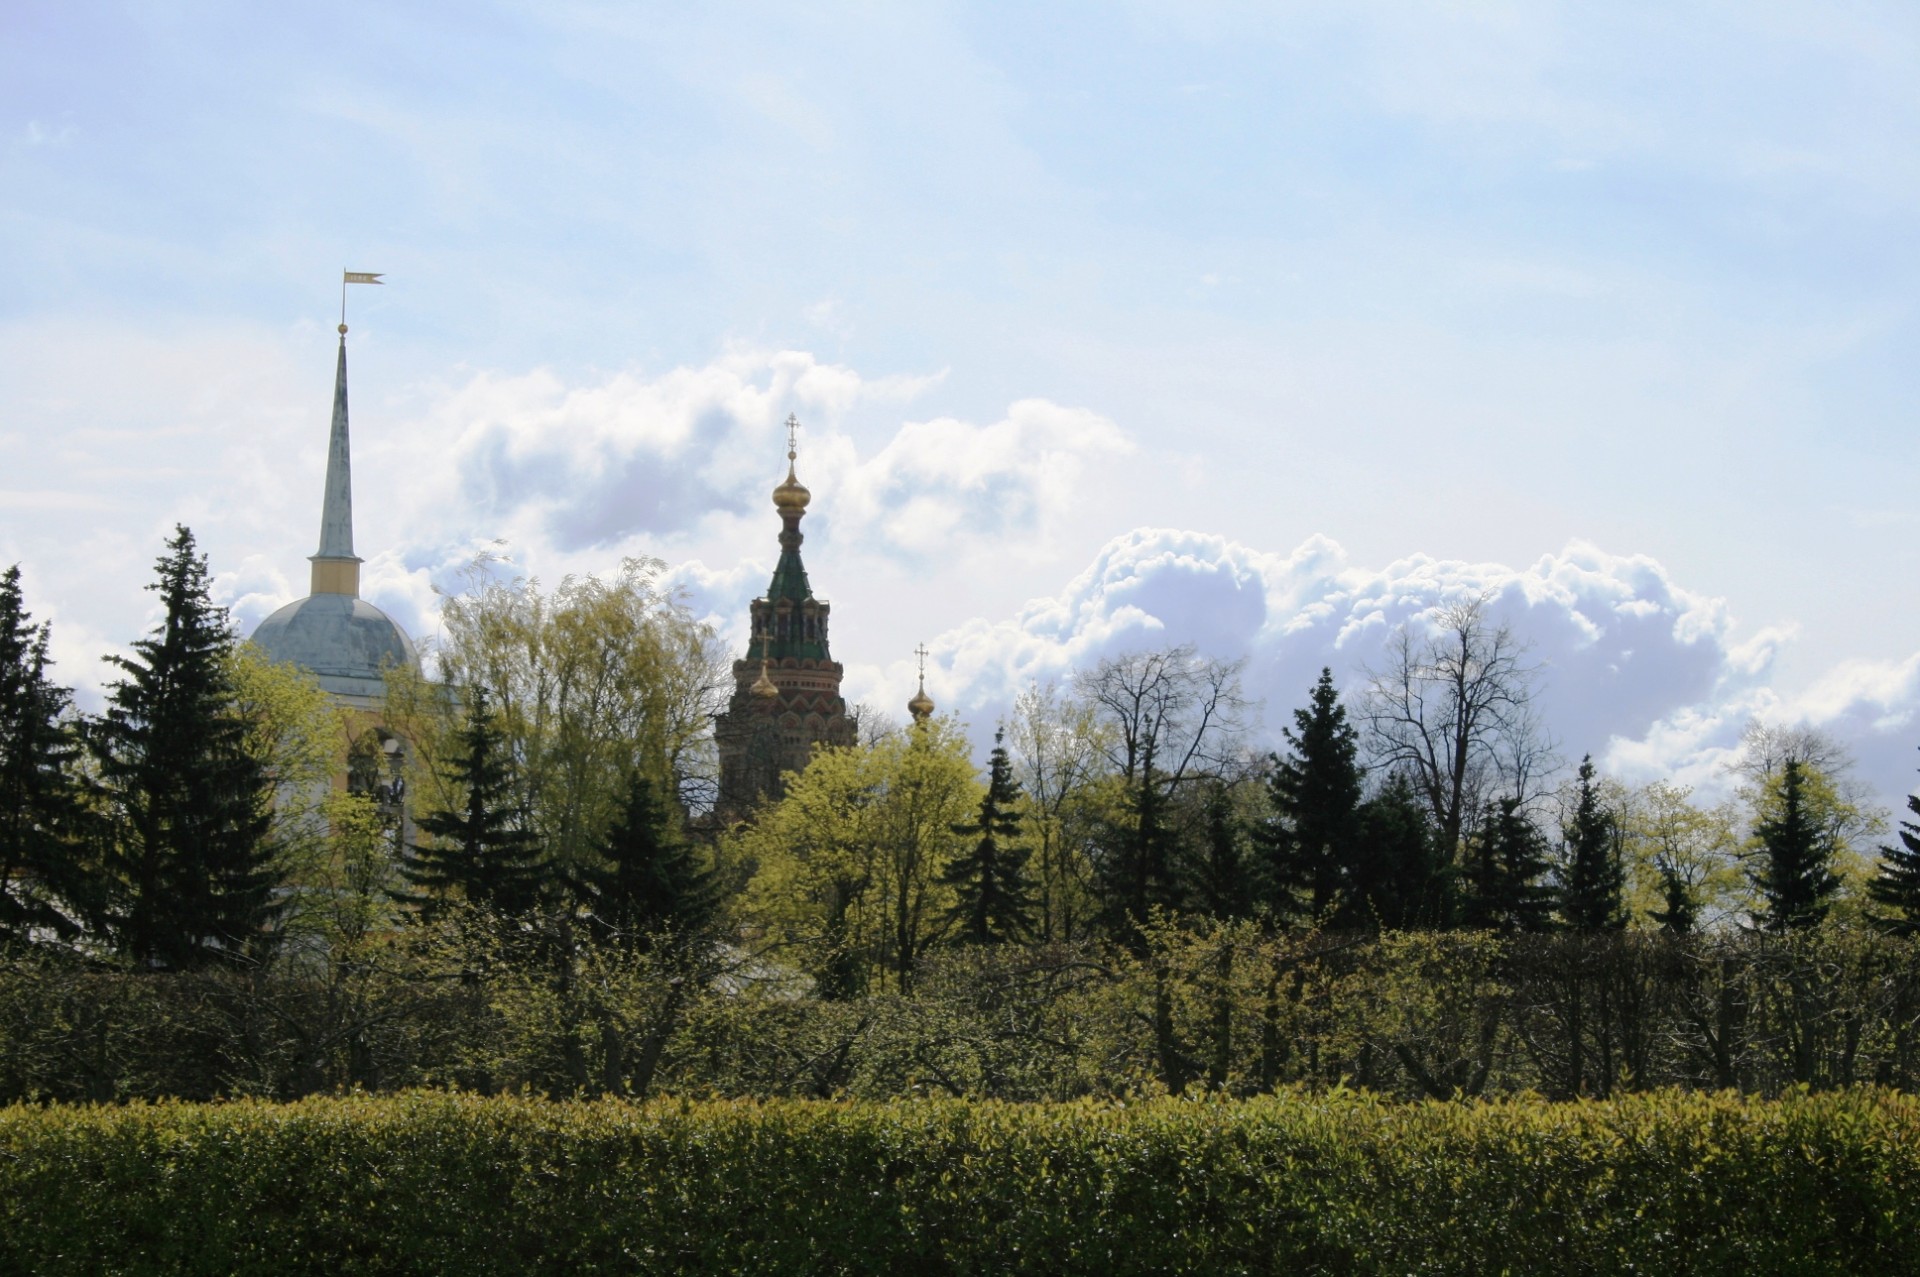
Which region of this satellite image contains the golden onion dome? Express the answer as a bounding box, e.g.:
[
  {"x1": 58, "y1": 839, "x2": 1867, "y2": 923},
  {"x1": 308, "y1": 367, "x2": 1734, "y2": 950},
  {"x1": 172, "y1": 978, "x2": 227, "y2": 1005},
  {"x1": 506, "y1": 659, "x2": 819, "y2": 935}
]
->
[
  {"x1": 907, "y1": 680, "x2": 935, "y2": 722},
  {"x1": 750, "y1": 659, "x2": 780, "y2": 700},
  {"x1": 772, "y1": 455, "x2": 811, "y2": 514}
]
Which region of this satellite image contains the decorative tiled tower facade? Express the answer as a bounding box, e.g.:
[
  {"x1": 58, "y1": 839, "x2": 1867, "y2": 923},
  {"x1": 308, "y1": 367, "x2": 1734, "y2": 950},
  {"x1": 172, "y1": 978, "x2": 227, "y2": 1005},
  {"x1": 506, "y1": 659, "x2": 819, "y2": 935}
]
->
[{"x1": 714, "y1": 417, "x2": 856, "y2": 816}]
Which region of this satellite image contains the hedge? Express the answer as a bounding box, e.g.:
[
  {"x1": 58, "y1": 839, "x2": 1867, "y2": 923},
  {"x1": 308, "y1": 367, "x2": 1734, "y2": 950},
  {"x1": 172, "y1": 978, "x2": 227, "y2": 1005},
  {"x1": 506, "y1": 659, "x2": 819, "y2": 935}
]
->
[{"x1": 1, "y1": 1089, "x2": 1915, "y2": 1275}]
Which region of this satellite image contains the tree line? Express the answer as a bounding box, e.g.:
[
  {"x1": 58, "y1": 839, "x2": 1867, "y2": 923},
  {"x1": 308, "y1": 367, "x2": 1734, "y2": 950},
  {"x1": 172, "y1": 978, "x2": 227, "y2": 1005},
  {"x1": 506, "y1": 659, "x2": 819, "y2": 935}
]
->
[{"x1": 2, "y1": 529, "x2": 1919, "y2": 1100}]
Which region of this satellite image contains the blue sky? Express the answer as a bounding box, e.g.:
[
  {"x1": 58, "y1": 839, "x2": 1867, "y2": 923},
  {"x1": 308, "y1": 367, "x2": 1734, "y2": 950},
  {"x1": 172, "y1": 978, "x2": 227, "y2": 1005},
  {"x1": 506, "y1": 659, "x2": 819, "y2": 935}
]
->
[{"x1": 4, "y1": 1, "x2": 1918, "y2": 807}]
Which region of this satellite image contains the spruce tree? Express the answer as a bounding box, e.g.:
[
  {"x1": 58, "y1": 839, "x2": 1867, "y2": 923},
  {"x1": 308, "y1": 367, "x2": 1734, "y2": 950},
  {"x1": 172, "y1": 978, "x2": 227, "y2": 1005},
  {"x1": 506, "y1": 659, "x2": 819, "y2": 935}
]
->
[
  {"x1": 0, "y1": 565, "x2": 88, "y2": 946},
  {"x1": 1648, "y1": 858, "x2": 1701, "y2": 935},
  {"x1": 1350, "y1": 774, "x2": 1453, "y2": 929},
  {"x1": 1095, "y1": 732, "x2": 1181, "y2": 943},
  {"x1": 1868, "y1": 753, "x2": 1920, "y2": 936},
  {"x1": 1186, "y1": 782, "x2": 1256, "y2": 921},
  {"x1": 1255, "y1": 668, "x2": 1364, "y2": 924},
  {"x1": 1558, "y1": 756, "x2": 1626, "y2": 930},
  {"x1": 1751, "y1": 760, "x2": 1839, "y2": 932},
  {"x1": 401, "y1": 688, "x2": 548, "y2": 921},
  {"x1": 576, "y1": 770, "x2": 717, "y2": 950},
  {"x1": 88, "y1": 526, "x2": 276, "y2": 969},
  {"x1": 942, "y1": 730, "x2": 1035, "y2": 944},
  {"x1": 1461, "y1": 796, "x2": 1555, "y2": 933}
]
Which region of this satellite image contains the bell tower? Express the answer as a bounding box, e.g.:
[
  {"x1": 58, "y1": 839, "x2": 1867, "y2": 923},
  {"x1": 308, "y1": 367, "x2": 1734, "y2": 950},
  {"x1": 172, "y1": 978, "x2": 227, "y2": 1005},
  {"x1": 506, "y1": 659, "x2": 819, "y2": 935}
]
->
[{"x1": 714, "y1": 416, "x2": 856, "y2": 816}]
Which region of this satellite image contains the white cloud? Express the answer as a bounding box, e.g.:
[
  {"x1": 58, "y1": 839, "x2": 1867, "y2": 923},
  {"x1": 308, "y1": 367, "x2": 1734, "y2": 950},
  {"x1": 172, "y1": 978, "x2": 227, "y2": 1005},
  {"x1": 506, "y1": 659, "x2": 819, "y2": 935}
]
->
[{"x1": 886, "y1": 528, "x2": 1920, "y2": 811}]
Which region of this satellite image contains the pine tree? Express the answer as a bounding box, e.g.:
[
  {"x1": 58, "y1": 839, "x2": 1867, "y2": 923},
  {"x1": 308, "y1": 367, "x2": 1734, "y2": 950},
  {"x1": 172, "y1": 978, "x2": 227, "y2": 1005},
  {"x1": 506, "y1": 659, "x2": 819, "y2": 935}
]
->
[
  {"x1": 0, "y1": 566, "x2": 89, "y2": 946},
  {"x1": 1185, "y1": 782, "x2": 1256, "y2": 921},
  {"x1": 1558, "y1": 756, "x2": 1626, "y2": 930},
  {"x1": 1255, "y1": 668, "x2": 1364, "y2": 924},
  {"x1": 87, "y1": 527, "x2": 276, "y2": 969},
  {"x1": 1461, "y1": 796, "x2": 1555, "y2": 933},
  {"x1": 1868, "y1": 786, "x2": 1920, "y2": 936},
  {"x1": 1350, "y1": 774, "x2": 1453, "y2": 929},
  {"x1": 942, "y1": 730, "x2": 1035, "y2": 944},
  {"x1": 576, "y1": 770, "x2": 718, "y2": 950},
  {"x1": 1751, "y1": 760, "x2": 1839, "y2": 932},
  {"x1": 401, "y1": 688, "x2": 549, "y2": 921}
]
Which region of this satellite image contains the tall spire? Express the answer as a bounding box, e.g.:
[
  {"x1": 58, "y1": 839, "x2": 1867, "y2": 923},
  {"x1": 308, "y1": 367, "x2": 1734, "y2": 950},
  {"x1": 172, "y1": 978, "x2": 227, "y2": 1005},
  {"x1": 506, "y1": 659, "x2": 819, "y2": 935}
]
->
[{"x1": 309, "y1": 323, "x2": 362, "y2": 597}]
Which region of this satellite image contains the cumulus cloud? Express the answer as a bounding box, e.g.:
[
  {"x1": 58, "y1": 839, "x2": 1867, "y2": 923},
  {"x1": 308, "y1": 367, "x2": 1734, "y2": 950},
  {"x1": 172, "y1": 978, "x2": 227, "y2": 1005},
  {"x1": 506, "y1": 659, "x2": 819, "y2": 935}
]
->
[
  {"x1": 894, "y1": 528, "x2": 1920, "y2": 812},
  {"x1": 372, "y1": 348, "x2": 1118, "y2": 573}
]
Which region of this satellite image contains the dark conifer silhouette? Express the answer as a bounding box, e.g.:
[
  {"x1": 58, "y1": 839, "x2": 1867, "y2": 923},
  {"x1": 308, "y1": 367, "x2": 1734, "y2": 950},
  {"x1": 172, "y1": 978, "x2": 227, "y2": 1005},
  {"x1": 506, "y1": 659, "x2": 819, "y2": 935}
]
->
[
  {"x1": 1096, "y1": 730, "x2": 1181, "y2": 943},
  {"x1": 576, "y1": 770, "x2": 717, "y2": 950},
  {"x1": 401, "y1": 688, "x2": 548, "y2": 920},
  {"x1": 1186, "y1": 782, "x2": 1256, "y2": 921},
  {"x1": 943, "y1": 730, "x2": 1035, "y2": 944},
  {"x1": 1558, "y1": 756, "x2": 1626, "y2": 930},
  {"x1": 0, "y1": 565, "x2": 89, "y2": 946},
  {"x1": 1751, "y1": 760, "x2": 1839, "y2": 932},
  {"x1": 1648, "y1": 859, "x2": 1701, "y2": 935},
  {"x1": 87, "y1": 527, "x2": 275, "y2": 968},
  {"x1": 1256, "y1": 668, "x2": 1364, "y2": 925},
  {"x1": 1351, "y1": 774, "x2": 1453, "y2": 929},
  {"x1": 1868, "y1": 754, "x2": 1920, "y2": 937},
  {"x1": 1461, "y1": 796, "x2": 1555, "y2": 933}
]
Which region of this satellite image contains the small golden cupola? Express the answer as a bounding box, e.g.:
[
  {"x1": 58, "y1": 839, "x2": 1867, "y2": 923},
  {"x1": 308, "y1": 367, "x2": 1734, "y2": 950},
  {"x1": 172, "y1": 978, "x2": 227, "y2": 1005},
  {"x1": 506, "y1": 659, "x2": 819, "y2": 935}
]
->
[
  {"x1": 772, "y1": 414, "x2": 812, "y2": 515},
  {"x1": 907, "y1": 643, "x2": 935, "y2": 724}
]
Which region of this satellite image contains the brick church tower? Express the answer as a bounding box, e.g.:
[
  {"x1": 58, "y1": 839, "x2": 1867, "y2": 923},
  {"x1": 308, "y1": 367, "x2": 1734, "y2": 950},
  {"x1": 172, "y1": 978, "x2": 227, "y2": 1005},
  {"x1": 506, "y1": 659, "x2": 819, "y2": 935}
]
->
[{"x1": 713, "y1": 417, "x2": 856, "y2": 816}]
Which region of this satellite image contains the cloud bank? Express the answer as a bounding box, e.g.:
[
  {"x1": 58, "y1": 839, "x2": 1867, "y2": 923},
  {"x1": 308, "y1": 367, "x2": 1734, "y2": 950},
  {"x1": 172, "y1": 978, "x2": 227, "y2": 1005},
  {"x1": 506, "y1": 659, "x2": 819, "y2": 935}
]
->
[{"x1": 895, "y1": 528, "x2": 1919, "y2": 810}]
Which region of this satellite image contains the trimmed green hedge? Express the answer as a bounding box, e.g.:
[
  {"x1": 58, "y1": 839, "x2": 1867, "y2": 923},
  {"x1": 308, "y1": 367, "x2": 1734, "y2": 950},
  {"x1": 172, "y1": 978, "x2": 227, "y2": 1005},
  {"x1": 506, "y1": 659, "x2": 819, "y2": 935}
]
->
[{"x1": 2, "y1": 1090, "x2": 1915, "y2": 1275}]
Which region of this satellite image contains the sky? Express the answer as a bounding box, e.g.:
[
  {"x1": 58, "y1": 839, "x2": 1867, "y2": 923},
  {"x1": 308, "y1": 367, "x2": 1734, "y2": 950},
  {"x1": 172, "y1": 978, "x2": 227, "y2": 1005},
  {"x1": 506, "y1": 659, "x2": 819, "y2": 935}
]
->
[{"x1": 3, "y1": 1, "x2": 1918, "y2": 812}]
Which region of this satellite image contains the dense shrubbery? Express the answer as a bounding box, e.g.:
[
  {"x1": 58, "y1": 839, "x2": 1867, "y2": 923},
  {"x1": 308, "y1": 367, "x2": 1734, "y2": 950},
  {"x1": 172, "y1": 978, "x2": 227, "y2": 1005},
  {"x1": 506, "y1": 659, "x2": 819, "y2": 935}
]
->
[
  {"x1": 5, "y1": 924, "x2": 1918, "y2": 1104},
  {"x1": 1, "y1": 1088, "x2": 1915, "y2": 1275}
]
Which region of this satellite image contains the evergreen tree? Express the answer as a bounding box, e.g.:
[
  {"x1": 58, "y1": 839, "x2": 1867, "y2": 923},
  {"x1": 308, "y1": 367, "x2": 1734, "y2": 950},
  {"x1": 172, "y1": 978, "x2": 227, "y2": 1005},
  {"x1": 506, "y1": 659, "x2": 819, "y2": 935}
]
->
[
  {"x1": 576, "y1": 770, "x2": 718, "y2": 950},
  {"x1": 1350, "y1": 774, "x2": 1453, "y2": 929},
  {"x1": 1460, "y1": 796, "x2": 1555, "y2": 933},
  {"x1": 0, "y1": 566, "x2": 89, "y2": 946},
  {"x1": 1648, "y1": 858, "x2": 1701, "y2": 935},
  {"x1": 401, "y1": 688, "x2": 549, "y2": 920},
  {"x1": 941, "y1": 730, "x2": 1034, "y2": 944},
  {"x1": 1751, "y1": 760, "x2": 1839, "y2": 932},
  {"x1": 1255, "y1": 668, "x2": 1364, "y2": 924},
  {"x1": 1558, "y1": 756, "x2": 1626, "y2": 930},
  {"x1": 1868, "y1": 754, "x2": 1920, "y2": 937},
  {"x1": 1185, "y1": 782, "x2": 1257, "y2": 921},
  {"x1": 87, "y1": 526, "x2": 276, "y2": 968},
  {"x1": 1095, "y1": 732, "x2": 1182, "y2": 943}
]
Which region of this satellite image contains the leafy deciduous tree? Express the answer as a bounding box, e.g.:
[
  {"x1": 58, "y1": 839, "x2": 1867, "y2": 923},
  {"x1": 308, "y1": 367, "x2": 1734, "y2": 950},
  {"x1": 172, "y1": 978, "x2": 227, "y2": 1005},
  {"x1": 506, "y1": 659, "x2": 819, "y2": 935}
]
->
[
  {"x1": 737, "y1": 719, "x2": 979, "y2": 994},
  {"x1": 429, "y1": 558, "x2": 729, "y2": 873}
]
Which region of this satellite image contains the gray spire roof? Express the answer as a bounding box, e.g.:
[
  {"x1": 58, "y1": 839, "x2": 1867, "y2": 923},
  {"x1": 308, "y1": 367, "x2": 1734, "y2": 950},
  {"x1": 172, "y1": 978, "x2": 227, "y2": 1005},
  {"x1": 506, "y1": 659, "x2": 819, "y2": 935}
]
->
[{"x1": 314, "y1": 334, "x2": 358, "y2": 563}]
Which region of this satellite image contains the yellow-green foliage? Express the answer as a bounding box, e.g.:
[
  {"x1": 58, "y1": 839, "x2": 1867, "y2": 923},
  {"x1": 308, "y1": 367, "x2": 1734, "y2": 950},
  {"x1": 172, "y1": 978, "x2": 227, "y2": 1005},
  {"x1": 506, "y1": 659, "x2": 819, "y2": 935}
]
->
[{"x1": 2, "y1": 1089, "x2": 1916, "y2": 1275}]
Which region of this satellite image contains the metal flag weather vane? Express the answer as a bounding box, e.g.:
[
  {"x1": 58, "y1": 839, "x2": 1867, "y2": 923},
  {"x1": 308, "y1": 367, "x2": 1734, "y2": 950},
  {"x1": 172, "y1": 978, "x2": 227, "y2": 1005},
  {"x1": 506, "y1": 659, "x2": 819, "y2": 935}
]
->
[{"x1": 340, "y1": 270, "x2": 385, "y2": 328}]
